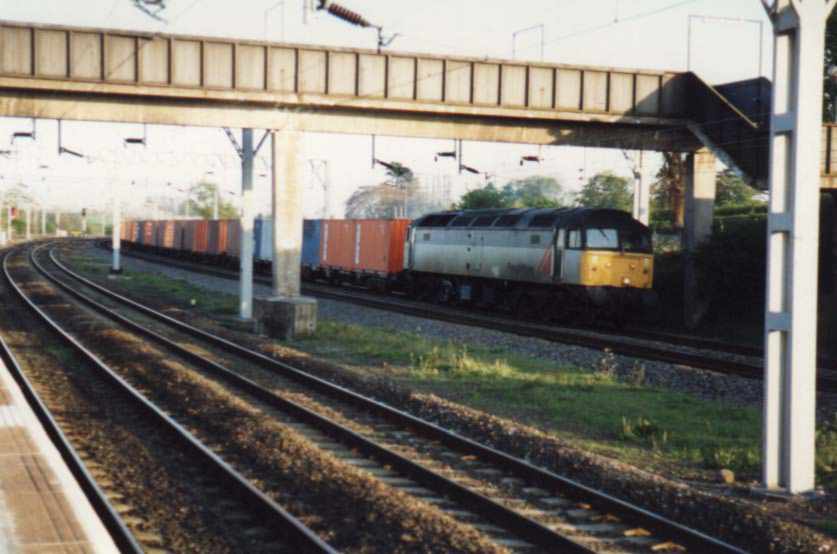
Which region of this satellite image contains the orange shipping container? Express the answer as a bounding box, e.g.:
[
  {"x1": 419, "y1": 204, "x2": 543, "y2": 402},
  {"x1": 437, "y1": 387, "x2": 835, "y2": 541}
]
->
[
  {"x1": 218, "y1": 219, "x2": 230, "y2": 254},
  {"x1": 194, "y1": 220, "x2": 209, "y2": 253},
  {"x1": 320, "y1": 219, "x2": 356, "y2": 271},
  {"x1": 162, "y1": 221, "x2": 176, "y2": 249},
  {"x1": 355, "y1": 219, "x2": 410, "y2": 274},
  {"x1": 320, "y1": 219, "x2": 409, "y2": 275},
  {"x1": 142, "y1": 221, "x2": 154, "y2": 245}
]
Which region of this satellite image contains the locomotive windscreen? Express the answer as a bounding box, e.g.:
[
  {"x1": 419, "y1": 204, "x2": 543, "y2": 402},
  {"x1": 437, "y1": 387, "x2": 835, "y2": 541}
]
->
[
  {"x1": 583, "y1": 223, "x2": 651, "y2": 253},
  {"x1": 576, "y1": 210, "x2": 653, "y2": 254},
  {"x1": 619, "y1": 224, "x2": 652, "y2": 253}
]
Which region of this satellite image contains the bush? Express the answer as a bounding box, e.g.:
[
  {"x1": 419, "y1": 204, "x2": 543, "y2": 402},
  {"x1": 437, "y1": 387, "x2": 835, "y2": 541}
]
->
[{"x1": 694, "y1": 214, "x2": 767, "y2": 316}]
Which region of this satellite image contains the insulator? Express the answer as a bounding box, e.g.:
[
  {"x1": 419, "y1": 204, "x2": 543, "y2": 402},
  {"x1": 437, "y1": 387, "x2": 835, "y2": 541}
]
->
[{"x1": 327, "y1": 3, "x2": 371, "y2": 27}]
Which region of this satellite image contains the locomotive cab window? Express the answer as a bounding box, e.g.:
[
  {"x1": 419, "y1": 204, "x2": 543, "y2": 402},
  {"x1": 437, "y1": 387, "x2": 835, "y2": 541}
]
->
[
  {"x1": 586, "y1": 227, "x2": 619, "y2": 250},
  {"x1": 621, "y1": 225, "x2": 653, "y2": 253},
  {"x1": 567, "y1": 228, "x2": 582, "y2": 249},
  {"x1": 529, "y1": 234, "x2": 541, "y2": 245}
]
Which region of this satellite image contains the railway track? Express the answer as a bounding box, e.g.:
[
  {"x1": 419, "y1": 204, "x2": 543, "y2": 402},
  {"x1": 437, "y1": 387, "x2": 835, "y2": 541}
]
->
[
  {"x1": 101, "y1": 241, "x2": 837, "y2": 392},
  {"x1": 53, "y1": 242, "x2": 748, "y2": 553},
  {"x1": 0, "y1": 302, "x2": 143, "y2": 553},
  {"x1": 2, "y1": 244, "x2": 337, "y2": 553}
]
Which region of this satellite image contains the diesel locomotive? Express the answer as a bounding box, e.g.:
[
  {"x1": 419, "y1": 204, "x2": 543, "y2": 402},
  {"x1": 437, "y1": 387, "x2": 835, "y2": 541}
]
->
[{"x1": 404, "y1": 207, "x2": 654, "y2": 320}]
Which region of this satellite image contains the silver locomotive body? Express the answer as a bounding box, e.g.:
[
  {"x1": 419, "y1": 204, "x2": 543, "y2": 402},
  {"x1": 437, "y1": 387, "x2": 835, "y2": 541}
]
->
[{"x1": 404, "y1": 208, "x2": 654, "y2": 316}]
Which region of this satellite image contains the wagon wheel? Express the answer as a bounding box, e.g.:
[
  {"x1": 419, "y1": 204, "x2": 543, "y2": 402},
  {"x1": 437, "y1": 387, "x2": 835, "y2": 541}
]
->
[{"x1": 434, "y1": 280, "x2": 455, "y2": 305}]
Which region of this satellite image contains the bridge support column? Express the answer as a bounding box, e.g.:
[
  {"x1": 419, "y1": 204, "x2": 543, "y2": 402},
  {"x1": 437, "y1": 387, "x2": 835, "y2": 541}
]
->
[
  {"x1": 25, "y1": 206, "x2": 31, "y2": 241},
  {"x1": 54, "y1": 211, "x2": 60, "y2": 237},
  {"x1": 682, "y1": 147, "x2": 717, "y2": 329},
  {"x1": 110, "y1": 189, "x2": 121, "y2": 274},
  {"x1": 239, "y1": 128, "x2": 255, "y2": 321},
  {"x1": 760, "y1": 0, "x2": 834, "y2": 495},
  {"x1": 255, "y1": 126, "x2": 317, "y2": 339}
]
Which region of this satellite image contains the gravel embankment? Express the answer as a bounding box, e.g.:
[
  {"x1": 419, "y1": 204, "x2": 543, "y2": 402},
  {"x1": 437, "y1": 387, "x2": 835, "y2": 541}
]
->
[{"x1": 84, "y1": 244, "x2": 837, "y2": 421}]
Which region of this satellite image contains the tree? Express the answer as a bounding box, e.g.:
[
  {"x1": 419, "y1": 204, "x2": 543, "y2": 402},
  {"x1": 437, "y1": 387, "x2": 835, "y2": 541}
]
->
[
  {"x1": 185, "y1": 181, "x2": 237, "y2": 219},
  {"x1": 651, "y1": 152, "x2": 686, "y2": 227},
  {"x1": 457, "y1": 176, "x2": 565, "y2": 209},
  {"x1": 345, "y1": 162, "x2": 445, "y2": 218},
  {"x1": 576, "y1": 172, "x2": 632, "y2": 212},
  {"x1": 715, "y1": 169, "x2": 762, "y2": 207},
  {"x1": 456, "y1": 183, "x2": 511, "y2": 209},
  {"x1": 502, "y1": 176, "x2": 566, "y2": 208}
]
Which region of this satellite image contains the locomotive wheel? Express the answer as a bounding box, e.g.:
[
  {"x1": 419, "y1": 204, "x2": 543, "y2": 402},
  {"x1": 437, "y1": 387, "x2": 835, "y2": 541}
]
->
[{"x1": 514, "y1": 293, "x2": 535, "y2": 320}]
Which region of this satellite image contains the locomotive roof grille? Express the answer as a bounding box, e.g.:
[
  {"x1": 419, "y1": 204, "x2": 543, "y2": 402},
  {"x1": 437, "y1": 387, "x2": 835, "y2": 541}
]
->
[{"x1": 413, "y1": 208, "x2": 650, "y2": 231}]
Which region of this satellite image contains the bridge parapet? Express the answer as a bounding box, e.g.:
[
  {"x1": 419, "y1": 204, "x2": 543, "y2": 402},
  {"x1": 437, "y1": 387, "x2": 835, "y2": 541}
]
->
[{"x1": 0, "y1": 20, "x2": 689, "y2": 125}]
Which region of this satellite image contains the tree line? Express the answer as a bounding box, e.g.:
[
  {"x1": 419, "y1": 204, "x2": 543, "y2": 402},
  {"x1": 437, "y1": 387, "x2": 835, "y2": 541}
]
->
[
  {"x1": 343, "y1": 158, "x2": 763, "y2": 221},
  {"x1": 454, "y1": 164, "x2": 761, "y2": 216}
]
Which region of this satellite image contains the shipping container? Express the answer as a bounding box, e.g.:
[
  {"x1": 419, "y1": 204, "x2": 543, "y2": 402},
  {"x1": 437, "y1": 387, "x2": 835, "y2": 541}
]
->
[
  {"x1": 356, "y1": 219, "x2": 410, "y2": 274},
  {"x1": 256, "y1": 217, "x2": 274, "y2": 261},
  {"x1": 320, "y1": 219, "x2": 356, "y2": 271},
  {"x1": 194, "y1": 220, "x2": 209, "y2": 253},
  {"x1": 141, "y1": 221, "x2": 154, "y2": 246},
  {"x1": 182, "y1": 220, "x2": 197, "y2": 253},
  {"x1": 172, "y1": 221, "x2": 187, "y2": 250},
  {"x1": 218, "y1": 219, "x2": 230, "y2": 255},
  {"x1": 154, "y1": 220, "x2": 166, "y2": 248},
  {"x1": 302, "y1": 220, "x2": 321, "y2": 267},
  {"x1": 318, "y1": 219, "x2": 409, "y2": 275},
  {"x1": 161, "y1": 221, "x2": 176, "y2": 249},
  {"x1": 225, "y1": 220, "x2": 242, "y2": 258},
  {"x1": 207, "y1": 220, "x2": 221, "y2": 255},
  {"x1": 133, "y1": 221, "x2": 143, "y2": 244}
]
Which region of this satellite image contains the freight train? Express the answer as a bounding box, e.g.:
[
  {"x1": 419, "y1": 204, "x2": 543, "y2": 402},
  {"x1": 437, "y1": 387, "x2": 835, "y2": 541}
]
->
[{"x1": 120, "y1": 207, "x2": 654, "y2": 322}]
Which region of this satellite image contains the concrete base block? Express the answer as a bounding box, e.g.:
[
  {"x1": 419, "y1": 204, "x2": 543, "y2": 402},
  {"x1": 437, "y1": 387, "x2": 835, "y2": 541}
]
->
[
  {"x1": 254, "y1": 296, "x2": 317, "y2": 340},
  {"x1": 219, "y1": 316, "x2": 257, "y2": 334}
]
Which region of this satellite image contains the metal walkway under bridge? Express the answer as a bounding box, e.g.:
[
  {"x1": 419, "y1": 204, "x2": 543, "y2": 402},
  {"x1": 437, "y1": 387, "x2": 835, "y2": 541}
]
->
[{"x1": 0, "y1": 19, "x2": 832, "y2": 187}]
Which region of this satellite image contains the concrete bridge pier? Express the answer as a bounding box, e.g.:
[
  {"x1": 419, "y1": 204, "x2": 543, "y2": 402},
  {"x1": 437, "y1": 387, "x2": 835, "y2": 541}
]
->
[
  {"x1": 683, "y1": 147, "x2": 718, "y2": 329},
  {"x1": 255, "y1": 126, "x2": 317, "y2": 340}
]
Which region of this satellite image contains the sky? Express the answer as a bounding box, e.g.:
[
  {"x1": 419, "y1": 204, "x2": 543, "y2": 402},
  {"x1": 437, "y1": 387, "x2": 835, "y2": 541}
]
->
[{"x1": 0, "y1": 0, "x2": 771, "y2": 218}]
